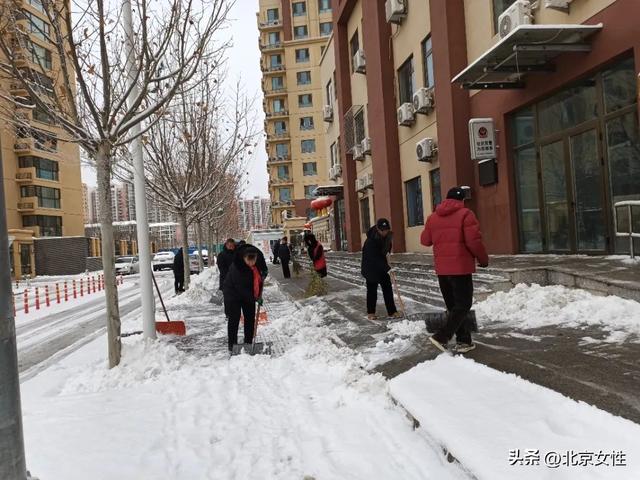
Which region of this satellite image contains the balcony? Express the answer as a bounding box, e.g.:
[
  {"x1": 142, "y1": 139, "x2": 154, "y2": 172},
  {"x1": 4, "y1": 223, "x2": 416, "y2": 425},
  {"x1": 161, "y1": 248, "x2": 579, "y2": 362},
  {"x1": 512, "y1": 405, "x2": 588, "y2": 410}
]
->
[
  {"x1": 14, "y1": 138, "x2": 33, "y2": 154},
  {"x1": 15, "y1": 169, "x2": 34, "y2": 183},
  {"x1": 265, "y1": 110, "x2": 289, "y2": 119},
  {"x1": 268, "y1": 156, "x2": 291, "y2": 164},
  {"x1": 17, "y1": 198, "x2": 36, "y2": 212},
  {"x1": 268, "y1": 131, "x2": 290, "y2": 141},
  {"x1": 261, "y1": 64, "x2": 285, "y2": 75},
  {"x1": 258, "y1": 19, "x2": 282, "y2": 31},
  {"x1": 10, "y1": 81, "x2": 28, "y2": 97},
  {"x1": 14, "y1": 136, "x2": 58, "y2": 155},
  {"x1": 260, "y1": 41, "x2": 283, "y2": 52},
  {"x1": 264, "y1": 87, "x2": 287, "y2": 98},
  {"x1": 271, "y1": 177, "x2": 293, "y2": 186}
]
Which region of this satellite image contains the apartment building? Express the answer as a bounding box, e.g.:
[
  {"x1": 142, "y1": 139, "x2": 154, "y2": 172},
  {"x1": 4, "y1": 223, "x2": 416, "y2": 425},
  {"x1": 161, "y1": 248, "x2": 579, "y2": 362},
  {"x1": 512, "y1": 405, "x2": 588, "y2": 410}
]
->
[
  {"x1": 1, "y1": 0, "x2": 84, "y2": 279},
  {"x1": 258, "y1": 0, "x2": 334, "y2": 226},
  {"x1": 326, "y1": 0, "x2": 639, "y2": 255},
  {"x1": 238, "y1": 196, "x2": 272, "y2": 233}
]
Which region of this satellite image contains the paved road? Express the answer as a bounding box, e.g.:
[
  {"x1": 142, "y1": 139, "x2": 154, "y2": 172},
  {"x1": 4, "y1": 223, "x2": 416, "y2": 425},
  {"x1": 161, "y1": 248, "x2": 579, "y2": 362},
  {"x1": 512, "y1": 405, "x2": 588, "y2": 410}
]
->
[{"x1": 18, "y1": 271, "x2": 175, "y2": 381}]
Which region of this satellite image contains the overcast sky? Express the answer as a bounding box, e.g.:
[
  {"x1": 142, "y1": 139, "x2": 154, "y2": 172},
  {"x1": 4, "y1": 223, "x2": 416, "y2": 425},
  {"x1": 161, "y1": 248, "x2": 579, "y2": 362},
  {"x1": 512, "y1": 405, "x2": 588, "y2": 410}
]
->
[{"x1": 82, "y1": 0, "x2": 268, "y2": 199}]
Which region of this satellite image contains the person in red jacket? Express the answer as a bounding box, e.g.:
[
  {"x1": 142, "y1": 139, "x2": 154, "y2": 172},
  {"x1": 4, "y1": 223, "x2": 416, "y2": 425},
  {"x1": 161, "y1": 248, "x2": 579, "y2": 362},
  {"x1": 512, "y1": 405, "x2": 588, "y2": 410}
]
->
[{"x1": 421, "y1": 187, "x2": 489, "y2": 353}]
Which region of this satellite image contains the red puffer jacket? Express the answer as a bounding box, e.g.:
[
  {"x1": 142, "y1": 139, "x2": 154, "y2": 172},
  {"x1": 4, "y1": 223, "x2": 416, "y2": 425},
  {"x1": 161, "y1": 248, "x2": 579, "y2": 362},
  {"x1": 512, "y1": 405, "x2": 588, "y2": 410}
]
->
[{"x1": 421, "y1": 199, "x2": 489, "y2": 275}]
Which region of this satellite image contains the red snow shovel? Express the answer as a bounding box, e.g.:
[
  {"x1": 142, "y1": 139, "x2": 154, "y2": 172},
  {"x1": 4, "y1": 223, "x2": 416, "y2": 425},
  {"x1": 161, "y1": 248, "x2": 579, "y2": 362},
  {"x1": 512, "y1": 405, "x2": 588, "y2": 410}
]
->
[{"x1": 152, "y1": 271, "x2": 186, "y2": 336}]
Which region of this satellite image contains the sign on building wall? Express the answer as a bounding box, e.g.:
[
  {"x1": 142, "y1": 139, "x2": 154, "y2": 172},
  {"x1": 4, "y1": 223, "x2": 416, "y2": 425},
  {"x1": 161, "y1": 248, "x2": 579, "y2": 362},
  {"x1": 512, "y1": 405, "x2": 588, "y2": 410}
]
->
[{"x1": 469, "y1": 118, "x2": 497, "y2": 160}]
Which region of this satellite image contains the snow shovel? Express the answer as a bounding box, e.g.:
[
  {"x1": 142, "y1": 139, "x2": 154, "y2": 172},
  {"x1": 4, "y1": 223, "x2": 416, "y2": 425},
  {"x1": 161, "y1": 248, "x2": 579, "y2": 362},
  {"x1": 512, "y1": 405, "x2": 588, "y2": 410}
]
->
[
  {"x1": 152, "y1": 271, "x2": 186, "y2": 336},
  {"x1": 231, "y1": 304, "x2": 270, "y2": 356},
  {"x1": 389, "y1": 270, "x2": 406, "y2": 316}
]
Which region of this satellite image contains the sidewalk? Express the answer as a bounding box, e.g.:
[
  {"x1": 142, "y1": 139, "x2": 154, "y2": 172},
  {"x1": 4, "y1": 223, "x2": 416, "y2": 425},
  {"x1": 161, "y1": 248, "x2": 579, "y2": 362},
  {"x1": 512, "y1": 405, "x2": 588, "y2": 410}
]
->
[{"x1": 271, "y1": 264, "x2": 640, "y2": 425}]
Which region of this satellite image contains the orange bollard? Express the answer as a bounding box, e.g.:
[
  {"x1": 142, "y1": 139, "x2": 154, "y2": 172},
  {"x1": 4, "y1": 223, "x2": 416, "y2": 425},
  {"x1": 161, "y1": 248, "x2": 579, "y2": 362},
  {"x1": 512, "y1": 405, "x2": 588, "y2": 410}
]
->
[
  {"x1": 73, "y1": 280, "x2": 77, "y2": 299},
  {"x1": 101, "y1": 274, "x2": 105, "y2": 290},
  {"x1": 35, "y1": 287, "x2": 40, "y2": 310},
  {"x1": 64, "y1": 281, "x2": 68, "y2": 302},
  {"x1": 92, "y1": 276, "x2": 96, "y2": 293},
  {"x1": 45, "y1": 285, "x2": 50, "y2": 307},
  {"x1": 23, "y1": 290, "x2": 29, "y2": 314},
  {"x1": 56, "y1": 283, "x2": 60, "y2": 304},
  {"x1": 98, "y1": 274, "x2": 102, "y2": 292},
  {"x1": 80, "y1": 278, "x2": 84, "y2": 297}
]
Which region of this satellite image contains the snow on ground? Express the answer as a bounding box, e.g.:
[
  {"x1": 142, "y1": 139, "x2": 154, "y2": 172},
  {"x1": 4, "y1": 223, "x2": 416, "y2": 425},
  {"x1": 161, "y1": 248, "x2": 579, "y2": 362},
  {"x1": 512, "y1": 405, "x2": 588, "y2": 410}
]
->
[
  {"x1": 21, "y1": 270, "x2": 467, "y2": 480},
  {"x1": 360, "y1": 319, "x2": 427, "y2": 370},
  {"x1": 390, "y1": 355, "x2": 640, "y2": 480},
  {"x1": 476, "y1": 283, "x2": 640, "y2": 342}
]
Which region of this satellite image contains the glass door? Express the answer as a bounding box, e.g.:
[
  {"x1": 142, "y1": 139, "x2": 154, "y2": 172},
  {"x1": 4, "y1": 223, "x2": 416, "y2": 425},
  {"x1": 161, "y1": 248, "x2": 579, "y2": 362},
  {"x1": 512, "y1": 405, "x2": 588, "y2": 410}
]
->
[
  {"x1": 570, "y1": 128, "x2": 607, "y2": 252},
  {"x1": 541, "y1": 140, "x2": 571, "y2": 251}
]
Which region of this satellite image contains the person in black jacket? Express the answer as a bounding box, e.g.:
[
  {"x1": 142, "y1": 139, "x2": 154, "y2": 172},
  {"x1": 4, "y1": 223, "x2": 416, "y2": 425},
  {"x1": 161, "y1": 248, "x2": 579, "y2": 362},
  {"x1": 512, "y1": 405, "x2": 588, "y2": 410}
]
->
[
  {"x1": 222, "y1": 246, "x2": 264, "y2": 351},
  {"x1": 172, "y1": 248, "x2": 185, "y2": 294},
  {"x1": 271, "y1": 240, "x2": 280, "y2": 264},
  {"x1": 235, "y1": 242, "x2": 268, "y2": 280},
  {"x1": 361, "y1": 218, "x2": 401, "y2": 320},
  {"x1": 304, "y1": 233, "x2": 327, "y2": 278},
  {"x1": 277, "y1": 237, "x2": 292, "y2": 279},
  {"x1": 216, "y1": 239, "x2": 236, "y2": 290}
]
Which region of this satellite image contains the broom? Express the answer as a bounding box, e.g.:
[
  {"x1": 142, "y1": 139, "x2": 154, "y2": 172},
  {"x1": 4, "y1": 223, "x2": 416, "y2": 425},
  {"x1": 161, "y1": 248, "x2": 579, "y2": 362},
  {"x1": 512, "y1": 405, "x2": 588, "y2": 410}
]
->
[{"x1": 152, "y1": 271, "x2": 186, "y2": 336}]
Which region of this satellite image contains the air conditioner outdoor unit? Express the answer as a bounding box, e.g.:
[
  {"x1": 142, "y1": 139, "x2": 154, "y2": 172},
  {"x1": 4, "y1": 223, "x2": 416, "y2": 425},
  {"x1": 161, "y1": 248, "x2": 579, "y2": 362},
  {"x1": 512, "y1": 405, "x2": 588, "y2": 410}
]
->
[
  {"x1": 397, "y1": 102, "x2": 415, "y2": 127},
  {"x1": 385, "y1": 0, "x2": 407, "y2": 24},
  {"x1": 334, "y1": 163, "x2": 342, "y2": 176},
  {"x1": 361, "y1": 137, "x2": 372, "y2": 155},
  {"x1": 352, "y1": 144, "x2": 364, "y2": 161},
  {"x1": 353, "y1": 49, "x2": 366, "y2": 74},
  {"x1": 355, "y1": 177, "x2": 365, "y2": 191},
  {"x1": 330, "y1": 165, "x2": 340, "y2": 180},
  {"x1": 413, "y1": 87, "x2": 435, "y2": 114},
  {"x1": 364, "y1": 173, "x2": 374, "y2": 188},
  {"x1": 498, "y1": 0, "x2": 533, "y2": 39},
  {"x1": 416, "y1": 138, "x2": 436, "y2": 162},
  {"x1": 323, "y1": 104, "x2": 333, "y2": 122},
  {"x1": 544, "y1": 0, "x2": 572, "y2": 12}
]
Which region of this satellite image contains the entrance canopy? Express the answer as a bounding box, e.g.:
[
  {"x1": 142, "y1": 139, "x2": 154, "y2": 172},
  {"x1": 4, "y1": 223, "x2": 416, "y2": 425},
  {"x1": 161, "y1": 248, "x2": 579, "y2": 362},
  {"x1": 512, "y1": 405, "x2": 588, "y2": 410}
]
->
[
  {"x1": 452, "y1": 24, "x2": 603, "y2": 89},
  {"x1": 313, "y1": 184, "x2": 344, "y2": 197}
]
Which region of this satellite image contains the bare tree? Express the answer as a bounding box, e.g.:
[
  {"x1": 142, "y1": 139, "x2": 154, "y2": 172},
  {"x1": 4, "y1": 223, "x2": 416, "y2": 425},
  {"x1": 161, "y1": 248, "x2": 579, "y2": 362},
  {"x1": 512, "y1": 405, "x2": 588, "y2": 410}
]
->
[
  {"x1": 0, "y1": 0, "x2": 233, "y2": 367},
  {"x1": 143, "y1": 76, "x2": 258, "y2": 289}
]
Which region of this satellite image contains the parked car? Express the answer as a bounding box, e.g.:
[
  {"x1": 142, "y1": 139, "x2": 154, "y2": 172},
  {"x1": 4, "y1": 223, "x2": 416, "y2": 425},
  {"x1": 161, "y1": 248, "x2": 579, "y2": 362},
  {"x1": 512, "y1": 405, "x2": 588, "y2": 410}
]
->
[
  {"x1": 152, "y1": 251, "x2": 175, "y2": 271},
  {"x1": 115, "y1": 256, "x2": 140, "y2": 275},
  {"x1": 189, "y1": 254, "x2": 202, "y2": 275}
]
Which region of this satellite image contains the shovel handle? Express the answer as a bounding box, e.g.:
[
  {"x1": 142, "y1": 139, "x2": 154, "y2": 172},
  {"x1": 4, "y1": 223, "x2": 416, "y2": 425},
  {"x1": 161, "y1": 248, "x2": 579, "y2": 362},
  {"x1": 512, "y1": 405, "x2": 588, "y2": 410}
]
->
[
  {"x1": 390, "y1": 271, "x2": 406, "y2": 313},
  {"x1": 151, "y1": 271, "x2": 171, "y2": 323}
]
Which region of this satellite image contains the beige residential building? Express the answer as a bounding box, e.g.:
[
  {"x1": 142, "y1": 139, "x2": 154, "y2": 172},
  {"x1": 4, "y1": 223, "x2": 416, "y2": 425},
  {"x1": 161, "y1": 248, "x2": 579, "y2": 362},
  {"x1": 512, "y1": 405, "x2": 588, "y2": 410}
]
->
[
  {"x1": 1, "y1": 0, "x2": 84, "y2": 279},
  {"x1": 258, "y1": 0, "x2": 333, "y2": 226}
]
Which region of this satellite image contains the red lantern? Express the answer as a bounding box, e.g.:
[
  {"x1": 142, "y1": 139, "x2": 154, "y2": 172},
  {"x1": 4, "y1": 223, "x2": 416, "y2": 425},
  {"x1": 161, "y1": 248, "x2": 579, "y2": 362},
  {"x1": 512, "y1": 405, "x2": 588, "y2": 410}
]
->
[{"x1": 310, "y1": 197, "x2": 333, "y2": 210}]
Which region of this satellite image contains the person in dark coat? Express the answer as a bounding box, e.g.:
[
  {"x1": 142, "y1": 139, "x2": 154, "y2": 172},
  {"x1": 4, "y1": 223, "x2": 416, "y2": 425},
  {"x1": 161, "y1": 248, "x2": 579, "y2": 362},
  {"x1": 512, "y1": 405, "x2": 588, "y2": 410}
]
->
[
  {"x1": 216, "y1": 238, "x2": 236, "y2": 290},
  {"x1": 235, "y1": 242, "x2": 268, "y2": 280},
  {"x1": 222, "y1": 246, "x2": 265, "y2": 352},
  {"x1": 361, "y1": 218, "x2": 402, "y2": 320},
  {"x1": 172, "y1": 248, "x2": 185, "y2": 294},
  {"x1": 271, "y1": 240, "x2": 280, "y2": 264},
  {"x1": 421, "y1": 186, "x2": 489, "y2": 354},
  {"x1": 304, "y1": 233, "x2": 327, "y2": 278},
  {"x1": 277, "y1": 237, "x2": 292, "y2": 279}
]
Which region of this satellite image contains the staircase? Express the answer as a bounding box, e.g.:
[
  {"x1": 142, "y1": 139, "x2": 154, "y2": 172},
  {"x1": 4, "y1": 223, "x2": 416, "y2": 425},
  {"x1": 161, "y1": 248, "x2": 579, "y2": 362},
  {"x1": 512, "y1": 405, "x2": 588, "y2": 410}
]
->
[{"x1": 297, "y1": 252, "x2": 513, "y2": 309}]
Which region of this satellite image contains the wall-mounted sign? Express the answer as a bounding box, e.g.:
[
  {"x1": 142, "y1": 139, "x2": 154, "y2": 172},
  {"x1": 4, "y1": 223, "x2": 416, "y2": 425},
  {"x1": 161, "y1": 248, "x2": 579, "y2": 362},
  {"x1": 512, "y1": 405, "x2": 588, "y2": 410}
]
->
[{"x1": 469, "y1": 118, "x2": 497, "y2": 160}]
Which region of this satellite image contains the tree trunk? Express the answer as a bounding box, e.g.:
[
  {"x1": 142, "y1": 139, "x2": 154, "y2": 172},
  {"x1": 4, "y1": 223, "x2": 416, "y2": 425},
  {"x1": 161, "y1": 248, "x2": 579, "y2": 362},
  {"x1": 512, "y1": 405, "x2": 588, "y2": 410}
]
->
[
  {"x1": 196, "y1": 220, "x2": 204, "y2": 271},
  {"x1": 179, "y1": 212, "x2": 191, "y2": 289},
  {"x1": 206, "y1": 225, "x2": 214, "y2": 265},
  {"x1": 96, "y1": 144, "x2": 121, "y2": 368}
]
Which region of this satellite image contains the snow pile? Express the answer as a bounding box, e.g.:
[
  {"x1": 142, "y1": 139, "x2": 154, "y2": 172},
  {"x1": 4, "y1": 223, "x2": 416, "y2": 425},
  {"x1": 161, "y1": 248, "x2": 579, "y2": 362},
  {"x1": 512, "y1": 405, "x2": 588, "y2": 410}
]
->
[
  {"x1": 362, "y1": 320, "x2": 427, "y2": 370},
  {"x1": 476, "y1": 283, "x2": 640, "y2": 342},
  {"x1": 390, "y1": 355, "x2": 640, "y2": 480},
  {"x1": 168, "y1": 267, "x2": 218, "y2": 306}
]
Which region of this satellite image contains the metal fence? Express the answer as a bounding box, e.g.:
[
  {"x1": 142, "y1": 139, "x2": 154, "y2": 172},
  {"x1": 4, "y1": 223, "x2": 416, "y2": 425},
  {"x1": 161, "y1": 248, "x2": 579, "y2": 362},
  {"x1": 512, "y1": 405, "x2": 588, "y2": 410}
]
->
[{"x1": 614, "y1": 200, "x2": 640, "y2": 258}]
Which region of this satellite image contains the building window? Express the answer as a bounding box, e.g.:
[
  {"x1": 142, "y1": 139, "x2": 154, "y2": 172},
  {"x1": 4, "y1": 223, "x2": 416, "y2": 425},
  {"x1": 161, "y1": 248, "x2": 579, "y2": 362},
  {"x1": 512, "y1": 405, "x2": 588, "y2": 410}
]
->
[
  {"x1": 304, "y1": 185, "x2": 318, "y2": 198},
  {"x1": 278, "y1": 188, "x2": 292, "y2": 203},
  {"x1": 32, "y1": 105, "x2": 54, "y2": 124},
  {"x1": 397, "y1": 56, "x2": 415, "y2": 105},
  {"x1": 354, "y1": 109, "x2": 365, "y2": 144},
  {"x1": 277, "y1": 165, "x2": 289, "y2": 179},
  {"x1": 268, "y1": 31, "x2": 280, "y2": 46},
  {"x1": 297, "y1": 71, "x2": 311, "y2": 85},
  {"x1": 273, "y1": 98, "x2": 286, "y2": 112},
  {"x1": 330, "y1": 141, "x2": 339, "y2": 167},
  {"x1": 275, "y1": 143, "x2": 289, "y2": 157},
  {"x1": 320, "y1": 22, "x2": 332, "y2": 36},
  {"x1": 492, "y1": 0, "x2": 517, "y2": 33},
  {"x1": 325, "y1": 79, "x2": 334, "y2": 107},
  {"x1": 360, "y1": 197, "x2": 371, "y2": 233},
  {"x1": 272, "y1": 76, "x2": 284, "y2": 90},
  {"x1": 303, "y1": 162, "x2": 317, "y2": 176},
  {"x1": 269, "y1": 54, "x2": 282, "y2": 67},
  {"x1": 23, "y1": 215, "x2": 62, "y2": 237},
  {"x1": 350, "y1": 31, "x2": 360, "y2": 72},
  {"x1": 18, "y1": 156, "x2": 58, "y2": 181},
  {"x1": 295, "y1": 48, "x2": 310, "y2": 63},
  {"x1": 294, "y1": 25, "x2": 308, "y2": 39},
  {"x1": 20, "y1": 185, "x2": 61, "y2": 209},
  {"x1": 23, "y1": 10, "x2": 50, "y2": 41},
  {"x1": 27, "y1": 41, "x2": 52, "y2": 69},
  {"x1": 422, "y1": 36, "x2": 434, "y2": 89},
  {"x1": 430, "y1": 169, "x2": 441, "y2": 210},
  {"x1": 266, "y1": 8, "x2": 279, "y2": 22},
  {"x1": 301, "y1": 139, "x2": 316, "y2": 153},
  {"x1": 274, "y1": 121, "x2": 287, "y2": 134},
  {"x1": 292, "y1": 2, "x2": 306, "y2": 16},
  {"x1": 319, "y1": 0, "x2": 331, "y2": 13},
  {"x1": 300, "y1": 116, "x2": 314, "y2": 130},
  {"x1": 28, "y1": 0, "x2": 44, "y2": 12},
  {"x1": 298, "y1": 94, "x2": 313, "y2": 107},
  {"x1": 405, "y1": 177, "x2": 424, "y2": 227}
]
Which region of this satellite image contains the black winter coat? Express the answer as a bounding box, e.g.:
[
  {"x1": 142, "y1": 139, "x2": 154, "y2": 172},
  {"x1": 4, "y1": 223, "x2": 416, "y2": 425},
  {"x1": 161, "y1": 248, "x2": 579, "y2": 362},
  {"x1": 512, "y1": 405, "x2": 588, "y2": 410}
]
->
[
  {"x1": 173, "y1": 249, "x2": 184, "y2": 275},
  {"x1": 361, "y1": 227, "x2": 392, "y2": 283},
  {"x1": 277, "y1": 243, "x2": 291, "y2": 263},
  {"x1": 216, "y1": 247, "x2": 235, "y2": 289},
  {"x1": 222, "y1": 255, "x2": 262, "y2": 304},
  {"x1": 235, "y1": 244, "x2": 269, "y2": 279}
]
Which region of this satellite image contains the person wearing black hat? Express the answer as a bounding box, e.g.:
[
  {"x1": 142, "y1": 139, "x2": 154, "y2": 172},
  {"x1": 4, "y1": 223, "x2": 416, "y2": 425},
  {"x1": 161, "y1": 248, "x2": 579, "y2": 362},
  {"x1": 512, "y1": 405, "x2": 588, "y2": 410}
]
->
[
  {"x1": 216, "y1": 238, "x2": 236, "y2": 291},
  {"x1": 421, "y1": 186, "x2": 489, "y2": 354},
  {"x1": 361, "y1": 218, "x2": 402, "y2": 320}
]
